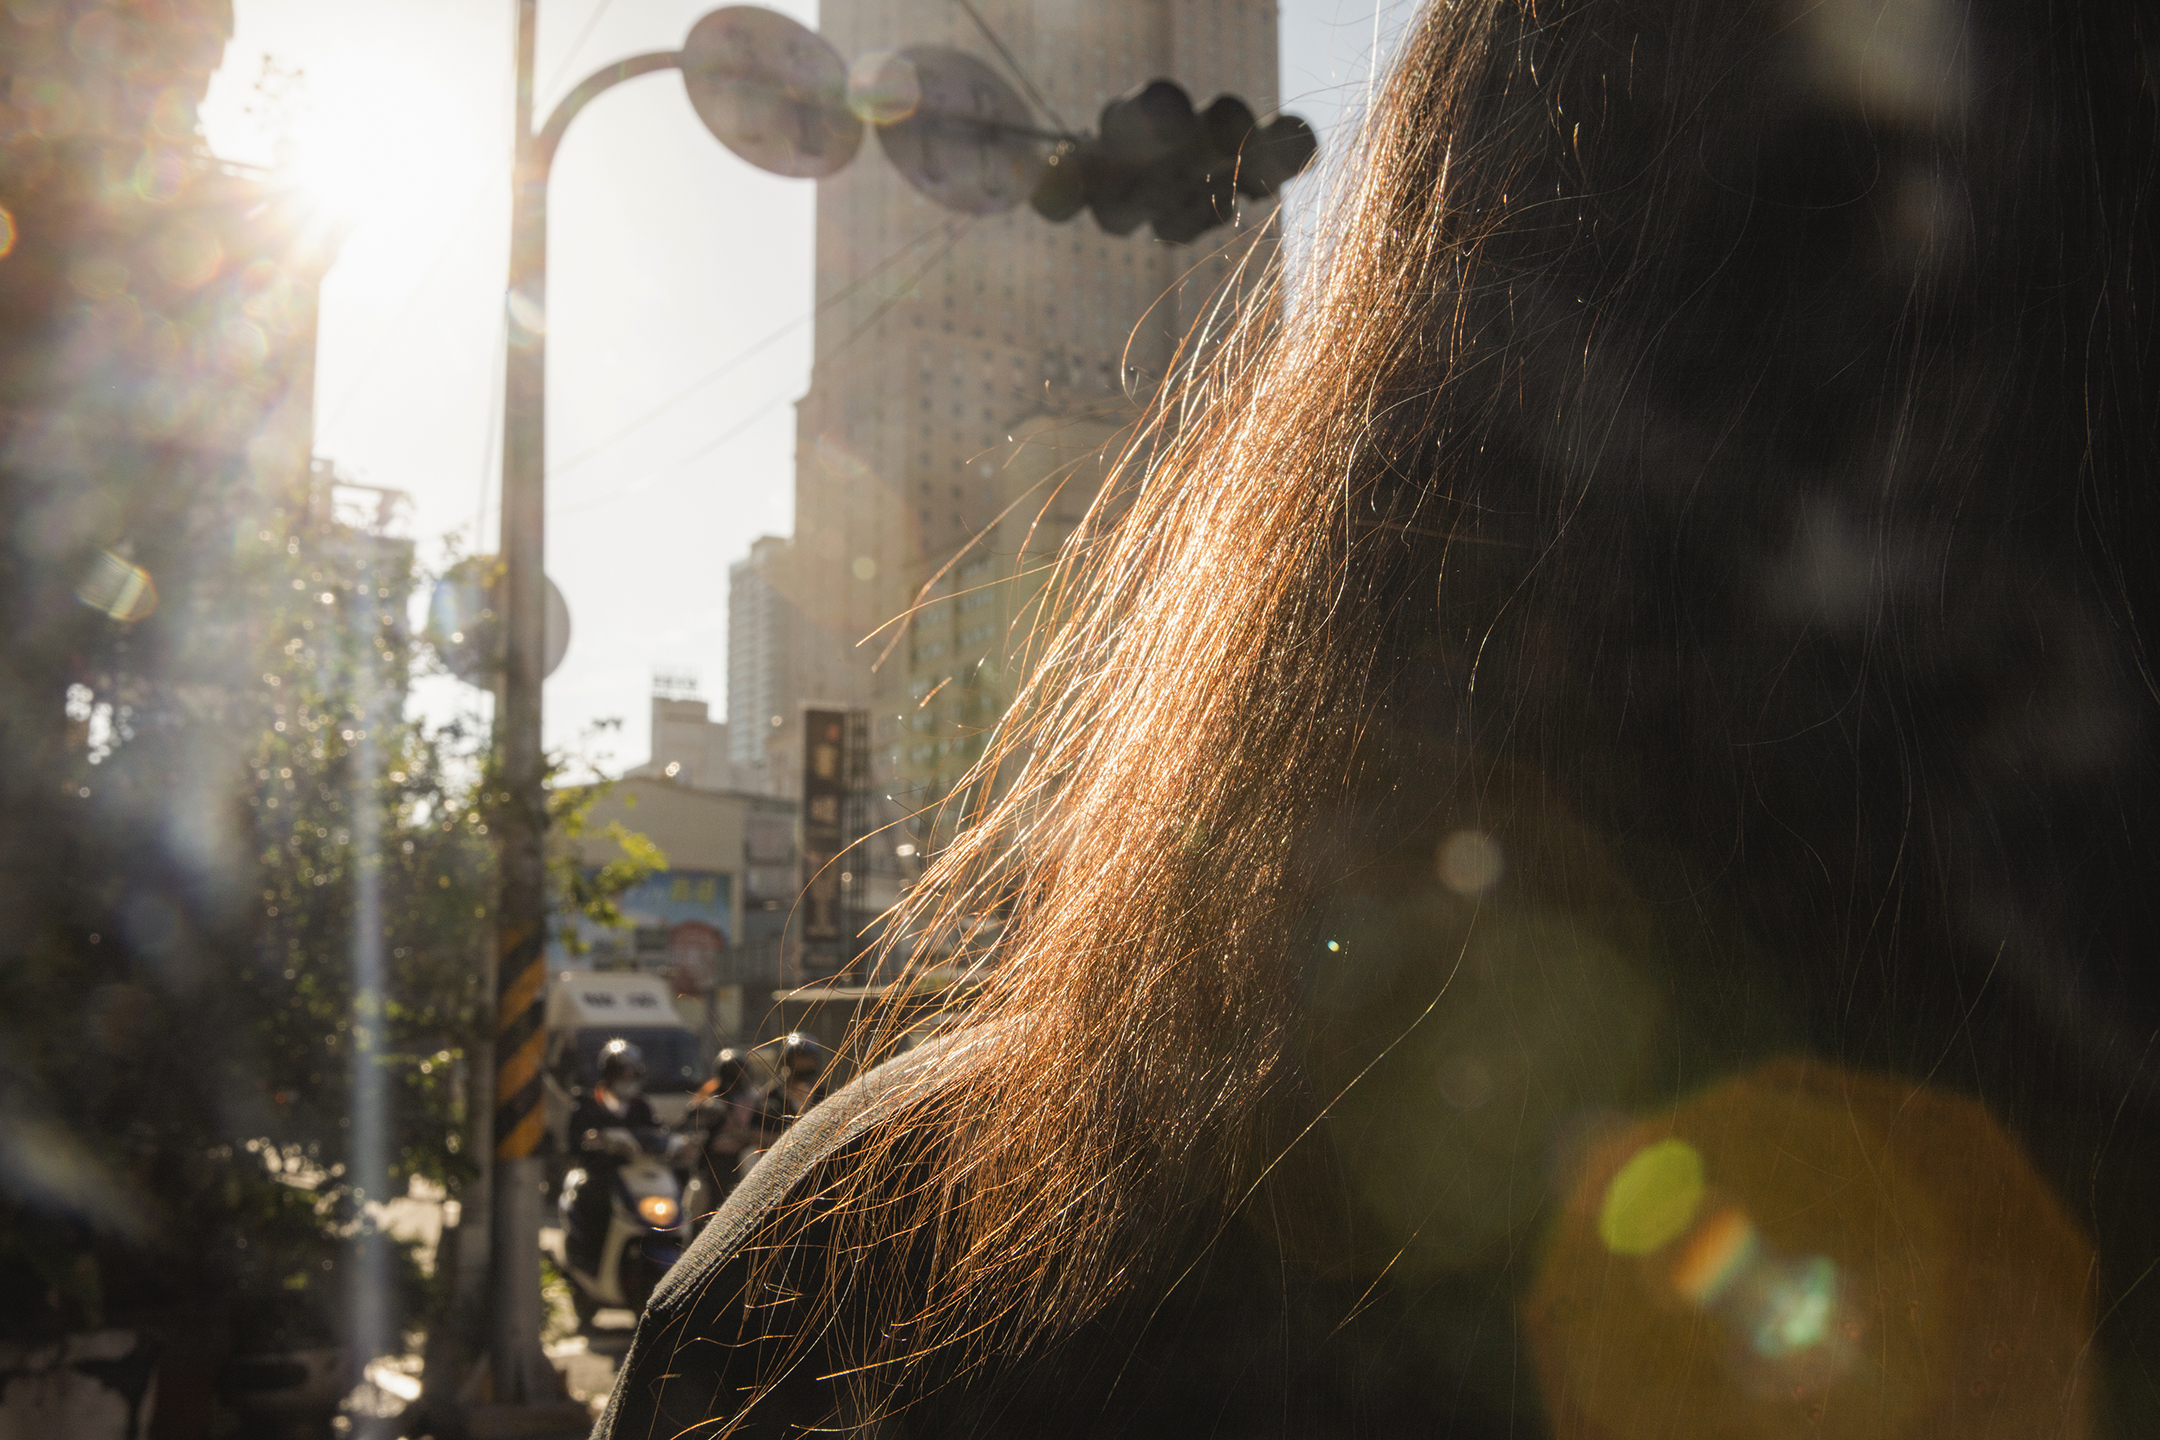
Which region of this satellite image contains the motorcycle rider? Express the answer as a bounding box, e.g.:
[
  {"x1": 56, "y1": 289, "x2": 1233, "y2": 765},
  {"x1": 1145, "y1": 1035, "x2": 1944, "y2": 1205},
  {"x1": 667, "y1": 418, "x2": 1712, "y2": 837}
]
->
[
  {"x1": 756, "y1": 1032, "x2": 830, "y2": 1142},
  {"x1": 566, "y1": 1038, "x2": 656, "y2": 1274},
  {"x1": 681, "y1": 1047, "x2": 761, "y2": 1217}
]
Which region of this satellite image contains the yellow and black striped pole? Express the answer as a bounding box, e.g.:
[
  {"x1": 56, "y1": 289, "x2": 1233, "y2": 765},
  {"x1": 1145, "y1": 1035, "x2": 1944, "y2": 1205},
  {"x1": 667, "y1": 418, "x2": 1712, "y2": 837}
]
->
[
  {"x1": 493, "y1": 922, "x2": 548, "y2": 1164},
  {"x1": 483, "y1": 0, "x2": 691, "y2": 1405},
  {"x1": 486, "y1": 0, "x2": 554, "y2": 1402}
]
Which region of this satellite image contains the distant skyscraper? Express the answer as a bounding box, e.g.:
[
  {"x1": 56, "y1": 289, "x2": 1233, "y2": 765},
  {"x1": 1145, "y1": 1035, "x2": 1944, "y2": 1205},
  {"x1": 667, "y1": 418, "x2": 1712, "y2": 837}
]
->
[
  {"x1": 788, "y1": 0, "x2": 1285, "y2": 818},
  {"x1": 726, "y1": 535, "x2": 800, "y2": 793}
]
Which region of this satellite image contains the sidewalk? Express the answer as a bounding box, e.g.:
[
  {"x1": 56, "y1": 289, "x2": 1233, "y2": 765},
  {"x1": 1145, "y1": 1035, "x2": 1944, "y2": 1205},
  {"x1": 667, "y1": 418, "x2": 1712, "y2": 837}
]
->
[{"x1": 322, "y1": 1213, "x2": 635, "y2": 1436}]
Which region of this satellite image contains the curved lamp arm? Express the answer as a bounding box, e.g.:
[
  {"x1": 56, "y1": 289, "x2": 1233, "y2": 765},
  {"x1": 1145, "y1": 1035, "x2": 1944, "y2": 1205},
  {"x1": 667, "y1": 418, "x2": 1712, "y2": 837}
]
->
[{"x1": 536, "y1": 51, "x2": 684, "y2": 170}]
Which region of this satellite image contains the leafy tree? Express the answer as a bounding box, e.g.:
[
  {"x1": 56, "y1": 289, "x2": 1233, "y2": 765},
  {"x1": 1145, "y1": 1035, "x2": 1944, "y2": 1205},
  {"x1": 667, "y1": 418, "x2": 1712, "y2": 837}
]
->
[{"x1": 0, "y1": 472, "x2": 657, "y2": 1377}]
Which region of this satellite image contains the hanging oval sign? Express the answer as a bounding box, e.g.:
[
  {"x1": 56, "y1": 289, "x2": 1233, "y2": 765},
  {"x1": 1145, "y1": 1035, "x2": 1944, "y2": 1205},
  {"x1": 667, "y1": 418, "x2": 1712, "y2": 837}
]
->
[
  {"x1": 876, "y1": 46, "x2": 1046, "y2": 215},
  {"x1": 427, "y1": 557, "x2": 571, "y2": 687},
  {"x1": 681, "y1": 6, "x2": 862, "y2": 179},
  {"x1": 543, "y1": 573, "x2": 572, "y2": 679}
]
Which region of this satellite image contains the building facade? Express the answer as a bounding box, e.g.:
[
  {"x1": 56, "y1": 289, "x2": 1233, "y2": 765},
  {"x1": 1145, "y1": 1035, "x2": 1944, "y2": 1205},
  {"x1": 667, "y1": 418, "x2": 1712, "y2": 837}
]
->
[
  {"x1": 785, "y1": 0, "x2": 1285, "y2": 817},
  {"x1": 562, "y1": 775, "x2": 797, "y2": 1044},
  {"x1": 725, "y1": 533, "x2": 804, "y2": 796},
  {"x1": 630, "y1": 685, "x2": 740, "y2": 792}
]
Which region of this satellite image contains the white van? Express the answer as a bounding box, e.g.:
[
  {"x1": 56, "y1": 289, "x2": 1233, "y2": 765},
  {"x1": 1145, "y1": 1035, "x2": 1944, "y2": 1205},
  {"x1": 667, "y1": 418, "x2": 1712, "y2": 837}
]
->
[{"x1": 542, "y1": 971, "x2": 704, "y2": 1156}]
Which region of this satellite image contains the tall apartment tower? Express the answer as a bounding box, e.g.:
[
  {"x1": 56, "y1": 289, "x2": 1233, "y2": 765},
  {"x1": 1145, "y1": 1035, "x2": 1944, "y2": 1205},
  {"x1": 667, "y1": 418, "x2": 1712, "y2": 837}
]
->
[
  {"x1": 788, "y1": 0, "x2": 1285, "y2": 817},
  {"x1": 726, "y1": 534, "x2": 799, "y2": 795}
]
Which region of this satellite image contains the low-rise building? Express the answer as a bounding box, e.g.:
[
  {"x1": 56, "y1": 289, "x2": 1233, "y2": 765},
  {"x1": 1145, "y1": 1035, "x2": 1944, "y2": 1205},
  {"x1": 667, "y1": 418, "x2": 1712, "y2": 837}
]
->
[
  {"x1": 561, "y1": 676, "x2": 804, "y2": 1045},
  {"x1": 628, "y1": 681, "x2": 740, "y2": 792}
]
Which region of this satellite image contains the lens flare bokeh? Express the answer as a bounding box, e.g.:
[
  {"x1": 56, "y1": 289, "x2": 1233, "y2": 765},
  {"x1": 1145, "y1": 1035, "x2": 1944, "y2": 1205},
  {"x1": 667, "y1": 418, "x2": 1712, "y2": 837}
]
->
[
  {"x1": 1527, "y1": 1059, "x2": 2093, "y2": 1439},
  {"x1": 846, "y1": 49, "x2": 921, "y2": 125},
  {"x1": 75, "y1": 549, "x2": 159, "y2": 623}
]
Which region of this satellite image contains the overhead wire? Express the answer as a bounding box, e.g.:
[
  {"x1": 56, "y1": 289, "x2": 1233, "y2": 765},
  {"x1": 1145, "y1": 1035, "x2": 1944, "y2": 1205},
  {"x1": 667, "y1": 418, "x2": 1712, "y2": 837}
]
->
[
  {"x1": 540, "y1": 0, "x2": 621, "y2": 100},
  {"x1": 546, "y1": 214, "x2": 964, "y2": 482},
  {"x1": 550, "y1": 217, "x2": 979, "y2": 518},
  {"x1": 806, "y1": 217, "x2": 977, "y2": 372},
  {"x1": 553, "y1": 217, "x2": 977, "y2": 516},
  {"x1": 549, "y1": 394, "x2": 795, "y2": 519},
  {"x1": 948, "y1": 0, "x2": 1070, "y2": 132}
]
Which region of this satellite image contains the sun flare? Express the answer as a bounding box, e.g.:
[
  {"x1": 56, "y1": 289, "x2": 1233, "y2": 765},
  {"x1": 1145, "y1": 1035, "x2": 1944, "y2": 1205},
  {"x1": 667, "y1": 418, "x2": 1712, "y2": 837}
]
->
[{"x1": 280, "y1": 48, "x2": 499, "y2": 227}]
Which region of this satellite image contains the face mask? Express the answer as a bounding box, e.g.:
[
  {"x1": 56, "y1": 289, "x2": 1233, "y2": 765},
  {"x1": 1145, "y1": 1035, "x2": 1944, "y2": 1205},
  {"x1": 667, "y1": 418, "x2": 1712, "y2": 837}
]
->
[{"x1": 613, "y1": 1079, "x2": 643, "y2": 1100}]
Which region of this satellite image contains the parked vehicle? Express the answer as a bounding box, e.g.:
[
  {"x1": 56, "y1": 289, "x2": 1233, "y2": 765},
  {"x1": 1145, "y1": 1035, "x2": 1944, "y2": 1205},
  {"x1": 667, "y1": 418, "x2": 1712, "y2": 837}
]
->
[{"x1": 542, "y1": 971, "x2": 704, "y2": 1158}]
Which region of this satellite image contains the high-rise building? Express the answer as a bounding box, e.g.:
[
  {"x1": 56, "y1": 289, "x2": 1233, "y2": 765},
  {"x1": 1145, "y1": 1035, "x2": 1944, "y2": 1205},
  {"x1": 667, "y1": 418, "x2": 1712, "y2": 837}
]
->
[
  {"x1": 726, "y1": 535, "x2": 801, "y2": 794},
  {"x1": 786, "y1": 0, "x2": 1286, "y2": 820}
]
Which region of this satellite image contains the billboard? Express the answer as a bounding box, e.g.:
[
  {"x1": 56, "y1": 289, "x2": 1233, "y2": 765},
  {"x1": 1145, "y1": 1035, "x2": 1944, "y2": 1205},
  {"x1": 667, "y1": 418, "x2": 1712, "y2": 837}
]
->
[
  {"x1": 799, "y1": 709, "x2": 848, "y2": 947},
  {"x1": 557, "y1": 867, "x2": 731, "y2": 994}
]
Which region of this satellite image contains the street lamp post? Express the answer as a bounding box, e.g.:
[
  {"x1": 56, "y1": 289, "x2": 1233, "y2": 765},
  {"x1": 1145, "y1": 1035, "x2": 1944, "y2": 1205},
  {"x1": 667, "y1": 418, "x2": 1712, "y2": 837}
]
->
[
  {"x1": 488, "y1": 0, "x2": 690, "y2": 1404},
  {"x1": 472, "y1": 0, "x2": 1314, "y2": 1408}
]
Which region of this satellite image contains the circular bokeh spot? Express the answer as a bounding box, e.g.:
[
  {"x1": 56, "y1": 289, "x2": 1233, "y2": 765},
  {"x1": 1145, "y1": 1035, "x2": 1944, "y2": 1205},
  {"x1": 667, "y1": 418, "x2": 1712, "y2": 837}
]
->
[
  {"x1": 847, "y1": 49, "x2": 920, "y2": 124},
  {"x1": 1437, "y1": 829, "x2": 1504, "y2": 894},
  {"x1": 1597, "y1": 1137, "x2": 1705, "y2": 1256},
  {"x1": 1527, "y1": 1060, "x2": 2095, "y2": 1440}
]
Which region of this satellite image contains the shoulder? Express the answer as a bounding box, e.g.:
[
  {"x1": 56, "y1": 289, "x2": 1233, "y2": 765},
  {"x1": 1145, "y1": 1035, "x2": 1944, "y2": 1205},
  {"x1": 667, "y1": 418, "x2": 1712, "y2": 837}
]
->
[
  {"x1": 679, "y1": 1027, "x2": 984, "y2": 1278},
  {"x1": 593, "y1": 1029, "x2": 989, "y2": 1438}
]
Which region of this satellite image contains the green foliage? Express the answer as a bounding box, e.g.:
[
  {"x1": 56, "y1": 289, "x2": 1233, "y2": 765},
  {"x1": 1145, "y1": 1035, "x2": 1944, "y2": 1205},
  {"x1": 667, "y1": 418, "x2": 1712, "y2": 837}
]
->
[
  {"x1": 221, "y1": 489, "x2": 662, "y2": 1344},
  {"x1": 0, "y1": 474, "x2": 659, "y2": 1352},
  {"x1": 238, "y1": 505, "x2": 490, "y2": 1201},
  {"x1": 551, "y1": 795, "x2": 669, "y2": 958}
]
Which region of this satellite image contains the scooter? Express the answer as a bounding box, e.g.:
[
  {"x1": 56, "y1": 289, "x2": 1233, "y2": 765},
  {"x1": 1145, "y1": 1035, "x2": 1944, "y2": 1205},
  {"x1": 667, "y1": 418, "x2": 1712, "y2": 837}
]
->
[{"x1": 558, "y1": 1125, "x2": 687, "y2": 1328}]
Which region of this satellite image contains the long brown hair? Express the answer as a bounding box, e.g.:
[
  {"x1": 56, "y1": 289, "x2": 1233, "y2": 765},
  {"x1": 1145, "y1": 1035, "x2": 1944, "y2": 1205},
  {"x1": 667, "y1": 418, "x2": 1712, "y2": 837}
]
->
[
  {"x1": 831, "y1": 2, "x2": 1505, "y2": 1362},
  {"x1": 791, "y1": 0, "x2": 2160, "y2": 1404}
]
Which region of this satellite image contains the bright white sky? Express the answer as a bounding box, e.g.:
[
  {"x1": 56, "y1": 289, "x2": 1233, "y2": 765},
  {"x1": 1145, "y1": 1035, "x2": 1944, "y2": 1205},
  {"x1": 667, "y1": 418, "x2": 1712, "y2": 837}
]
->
[{"x1": 198, "y1": 0, "x2": 1422, "y2": 773}]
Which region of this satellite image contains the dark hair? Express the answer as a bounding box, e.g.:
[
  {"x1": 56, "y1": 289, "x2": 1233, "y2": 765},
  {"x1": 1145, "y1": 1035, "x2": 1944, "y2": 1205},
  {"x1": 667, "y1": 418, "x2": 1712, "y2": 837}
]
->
[{"x1": 769, "y1": 0, "x2": 2160, "y2": 1416}]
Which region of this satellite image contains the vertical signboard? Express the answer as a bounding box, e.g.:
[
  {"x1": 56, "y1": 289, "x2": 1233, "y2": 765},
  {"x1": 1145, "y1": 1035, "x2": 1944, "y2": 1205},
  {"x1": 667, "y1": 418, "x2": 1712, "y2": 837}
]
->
[
  {"x1": 799, "y1": 709, "x2": 848, "y2": 966},
  {"x1": 743, "y1": 810, "x2": 797, "y2": 910}
]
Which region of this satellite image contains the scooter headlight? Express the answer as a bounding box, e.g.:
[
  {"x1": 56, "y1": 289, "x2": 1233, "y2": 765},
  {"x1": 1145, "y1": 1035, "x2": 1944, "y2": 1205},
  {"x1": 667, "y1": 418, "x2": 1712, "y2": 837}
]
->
[{"x1": 636, "y1": 1195, "x2": 680, "y2": 1229}]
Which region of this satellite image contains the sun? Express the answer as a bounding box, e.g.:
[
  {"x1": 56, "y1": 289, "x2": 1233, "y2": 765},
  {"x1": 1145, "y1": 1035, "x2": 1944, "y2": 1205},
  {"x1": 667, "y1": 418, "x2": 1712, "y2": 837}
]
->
[{"x1": 281, "y1": 47, "x2": 500, "y2": 228}]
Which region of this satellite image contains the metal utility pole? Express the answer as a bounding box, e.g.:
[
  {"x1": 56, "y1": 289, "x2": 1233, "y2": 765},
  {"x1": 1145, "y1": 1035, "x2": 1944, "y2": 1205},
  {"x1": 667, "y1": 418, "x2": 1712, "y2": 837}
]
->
[
  {"x1": 488, "y1": 0, "x2": 679, "y2": 1407},
  {"x1": 486, "y1": 0, "x2": 552, "y2": 1403}
]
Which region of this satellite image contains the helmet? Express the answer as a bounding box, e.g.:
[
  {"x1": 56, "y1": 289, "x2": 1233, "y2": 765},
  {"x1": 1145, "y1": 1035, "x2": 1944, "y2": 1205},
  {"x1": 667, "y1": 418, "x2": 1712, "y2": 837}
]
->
[
  {"x1": 780, "y1": 1032, "x2": 827, "y2": 1079},
  {"x1": 712, "y1": 1047, "x2": 750, "y2": 1092},
  {"x1": 599, "y1": 1038, "x2": 646, "y2": 1094}
]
